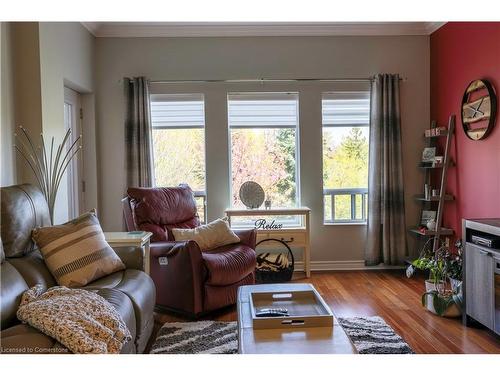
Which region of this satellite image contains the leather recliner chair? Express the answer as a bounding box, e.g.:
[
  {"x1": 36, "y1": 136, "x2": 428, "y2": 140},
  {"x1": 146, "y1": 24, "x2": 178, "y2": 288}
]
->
[
  {"x1": 122, "y1": 185, "x2": 257, "y2": 318},
  {"x1": 0, "y1": 184, "x2": 156, "y2": 353}
]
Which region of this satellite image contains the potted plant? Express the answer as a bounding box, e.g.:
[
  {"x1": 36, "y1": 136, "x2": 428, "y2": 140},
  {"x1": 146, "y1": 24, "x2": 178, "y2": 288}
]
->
[
  {"x1": 406, "y1": 238, "x2": 463, "y2": 318},
  {"x1": 14, "y1": 126, "x2": 81, "y2": 224}
]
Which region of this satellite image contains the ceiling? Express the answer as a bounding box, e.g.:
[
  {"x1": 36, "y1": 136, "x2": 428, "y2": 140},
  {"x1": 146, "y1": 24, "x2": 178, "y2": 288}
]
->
[{"x1": 82, "y1": 22, "x2": 445, "y2": 38}]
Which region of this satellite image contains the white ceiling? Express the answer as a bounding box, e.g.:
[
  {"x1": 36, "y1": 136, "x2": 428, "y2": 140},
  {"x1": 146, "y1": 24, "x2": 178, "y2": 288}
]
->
[{"x1": 82, "y1": 22, "x2": 445, "y2": 38}]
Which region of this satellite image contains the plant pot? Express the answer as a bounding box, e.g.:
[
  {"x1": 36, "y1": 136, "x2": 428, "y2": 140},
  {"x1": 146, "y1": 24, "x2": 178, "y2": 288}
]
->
[
  {"x1": 425, "y1": 280, "x2": 445, "y2": 293},
  {"x1": 423, "y1": 280, "x2": 461, "y2": 318},
  {"x1": 424, "y1": 296, "x2": 461, "y2": 318}
]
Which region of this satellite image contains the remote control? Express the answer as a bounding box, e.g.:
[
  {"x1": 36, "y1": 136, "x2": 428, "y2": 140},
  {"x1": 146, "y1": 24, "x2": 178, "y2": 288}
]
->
[{"x1": 255, "y1": 308, "x2": 289, "y2": 317}]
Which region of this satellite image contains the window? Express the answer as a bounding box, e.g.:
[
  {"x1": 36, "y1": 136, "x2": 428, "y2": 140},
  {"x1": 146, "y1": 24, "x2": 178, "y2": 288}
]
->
[
  {"x1": 228, "y1": 92, "x2": 299, "y2": 223},
  {"x1": 150, "y1": 94, "x2": 206, "y2": 222},
  {"x1": 322, "y1": 91, "x2": 370, "y2": 223}
]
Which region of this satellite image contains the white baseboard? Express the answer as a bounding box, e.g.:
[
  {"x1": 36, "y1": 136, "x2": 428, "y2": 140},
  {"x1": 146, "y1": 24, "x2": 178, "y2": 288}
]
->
[{"x1": 293, "y1": 260, "x2": 405, "y2": 271}]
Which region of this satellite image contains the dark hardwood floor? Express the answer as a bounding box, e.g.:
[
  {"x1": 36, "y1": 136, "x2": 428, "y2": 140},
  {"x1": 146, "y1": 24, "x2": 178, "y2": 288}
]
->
[{"x1": 149, "y1": 270, "x2": 500, "y2": 354}]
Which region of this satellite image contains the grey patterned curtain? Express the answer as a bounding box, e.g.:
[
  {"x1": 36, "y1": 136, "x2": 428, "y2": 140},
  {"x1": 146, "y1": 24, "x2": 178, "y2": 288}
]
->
[
  {"x1": 365, "y1": 74, "x2": 407, "y2": 265},
  {"x1": 125, "y1": 77, "x2": 154, "y2": 188}
]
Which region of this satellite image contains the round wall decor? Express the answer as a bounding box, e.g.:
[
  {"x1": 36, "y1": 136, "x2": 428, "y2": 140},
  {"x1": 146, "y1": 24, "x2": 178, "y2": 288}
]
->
[
  {"x1": 239, "y1": 181, "x2": 265, "y2": 209},
  {"x1": 461, "y1": 79, "x2": 497, "y2": 140}
]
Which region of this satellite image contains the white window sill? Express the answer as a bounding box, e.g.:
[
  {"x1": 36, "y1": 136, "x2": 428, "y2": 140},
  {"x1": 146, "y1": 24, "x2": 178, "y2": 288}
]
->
[{"x1": 323, "y1": 222, "x2": 367, "y2": 226}]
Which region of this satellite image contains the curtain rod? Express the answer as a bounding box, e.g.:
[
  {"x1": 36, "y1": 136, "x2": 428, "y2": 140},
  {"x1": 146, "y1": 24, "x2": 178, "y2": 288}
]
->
[{"x1": 140, "y1": 76, "x2": 406, "y2": 84}]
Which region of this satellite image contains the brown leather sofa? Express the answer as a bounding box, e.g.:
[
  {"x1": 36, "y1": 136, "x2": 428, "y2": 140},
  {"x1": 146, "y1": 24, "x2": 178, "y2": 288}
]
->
[
  {"x1": 0, "y1": 184, "x2": 156, "y2": 354},
  {"x1": 123, "y1": 186, "x2": 256, "y2": 318}
]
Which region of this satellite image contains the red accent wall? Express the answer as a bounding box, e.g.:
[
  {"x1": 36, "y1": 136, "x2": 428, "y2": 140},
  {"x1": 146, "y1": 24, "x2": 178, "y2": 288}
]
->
[{"x1": 430, "y1": 22, "x2": 500, "y2": 238}]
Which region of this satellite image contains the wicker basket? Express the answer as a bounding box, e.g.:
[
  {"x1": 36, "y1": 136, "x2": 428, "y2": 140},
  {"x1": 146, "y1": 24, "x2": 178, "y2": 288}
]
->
[{"x1": 255, "y1": 238, "x2": 295, "y2": 284}]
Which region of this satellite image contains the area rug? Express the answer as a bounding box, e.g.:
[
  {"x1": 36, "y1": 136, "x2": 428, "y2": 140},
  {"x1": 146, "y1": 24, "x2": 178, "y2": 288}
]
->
[
  {"x1": 150, "y1": 321, "x2": 238, "y2": 354},
  {"x1": 150, "y1": 317, "x2": 414, "y2": 354},
  {"x1": 337, "y1": 316, "x2": 414, "y2": 354}
]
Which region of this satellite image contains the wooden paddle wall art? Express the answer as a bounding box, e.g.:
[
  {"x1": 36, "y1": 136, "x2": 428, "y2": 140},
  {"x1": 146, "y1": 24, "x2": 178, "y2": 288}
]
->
[{"x1": 461, "y1": 79, "x2": 497, "y2": 140}]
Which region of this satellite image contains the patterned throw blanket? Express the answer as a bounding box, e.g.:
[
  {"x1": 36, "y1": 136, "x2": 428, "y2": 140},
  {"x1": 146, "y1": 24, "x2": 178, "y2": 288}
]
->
[{"x1": 17, "y1": 285, "x2": 131, "y2": 354}]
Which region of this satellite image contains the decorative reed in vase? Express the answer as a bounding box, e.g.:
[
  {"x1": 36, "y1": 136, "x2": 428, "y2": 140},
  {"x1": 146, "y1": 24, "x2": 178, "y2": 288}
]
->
[{"x1": 14, "y1": 126, "x2": 82, "y2": 224}]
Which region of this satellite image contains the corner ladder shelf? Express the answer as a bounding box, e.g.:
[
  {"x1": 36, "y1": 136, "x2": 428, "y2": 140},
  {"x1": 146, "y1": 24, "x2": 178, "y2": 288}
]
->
[{"x1": 409, "y1": 115, "x2": 456, "y2": 253}]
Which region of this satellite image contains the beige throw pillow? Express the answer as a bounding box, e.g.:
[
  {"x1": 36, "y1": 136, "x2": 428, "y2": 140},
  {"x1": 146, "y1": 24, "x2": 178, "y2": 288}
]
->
[
  {"x1": 32, "y1": 210, "x2": 125, "y2": 287},
  {"x1": 172, "y1": 218, "x2": 240, "y2": 251}
]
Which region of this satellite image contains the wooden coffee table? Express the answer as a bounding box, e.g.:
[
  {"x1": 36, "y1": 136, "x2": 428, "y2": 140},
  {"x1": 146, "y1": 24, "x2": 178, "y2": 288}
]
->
[{"x1": 237, "y1": 283, "x2": 357, "y2": 354}]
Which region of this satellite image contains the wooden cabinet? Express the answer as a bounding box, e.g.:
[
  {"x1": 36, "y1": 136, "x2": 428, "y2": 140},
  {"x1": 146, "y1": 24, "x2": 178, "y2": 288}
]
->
[{"x1": 465, "y1": 243, "x2": 495, "y2": 329}]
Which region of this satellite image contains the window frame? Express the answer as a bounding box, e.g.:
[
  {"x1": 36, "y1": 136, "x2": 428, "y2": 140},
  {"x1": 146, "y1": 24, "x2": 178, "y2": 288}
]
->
[
  {"x1": 227, "y1": 92, "x2": 301, "y2": 228},
  {"x1": 150, "y1": 93, "x2": 207, "y2": 222},
  {"x1": 321, "y1": 90, "x2": 371, "y2": 225}
]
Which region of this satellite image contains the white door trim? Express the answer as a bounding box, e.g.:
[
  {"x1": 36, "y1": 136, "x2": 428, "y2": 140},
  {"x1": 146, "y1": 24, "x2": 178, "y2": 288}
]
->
[{"x1": 63, "y1": 87, "x2": 84, "y2": 219}]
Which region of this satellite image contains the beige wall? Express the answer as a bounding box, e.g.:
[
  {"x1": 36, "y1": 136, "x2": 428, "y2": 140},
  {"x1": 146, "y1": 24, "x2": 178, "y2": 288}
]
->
[
  {"x1": 38, "y1": 22, "x2": 97, "y2": 223},
  {"x1": 96, "y1": 35, "x2": 429, "y2": 266},
  {"x1": 0, "y1": 22, "x2": 17, "y2": 186},
  {"x1": 10, "y1": 23, "x2": 44, "y2": 187},
  {"x1": 0, "y1": 22, "x2": 97, "y2": 224}
]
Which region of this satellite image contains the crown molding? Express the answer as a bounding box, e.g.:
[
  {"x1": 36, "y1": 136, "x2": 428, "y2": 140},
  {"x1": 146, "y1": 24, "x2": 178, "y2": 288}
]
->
[
  {"x1": 81, "y1": 22, "x2": 100, "y2": 36},
  {"x1": 423, "y1": 22, "x2": 447, "y2": 34},
  {"x1": 81, "y1": 22, "x2": 446, "y2": 38}
]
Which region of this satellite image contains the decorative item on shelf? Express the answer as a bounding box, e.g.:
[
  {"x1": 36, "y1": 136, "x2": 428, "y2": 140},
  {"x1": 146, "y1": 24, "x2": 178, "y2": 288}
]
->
[
  {"x1": 432, "y1": 156, "x2": 444, "y2": 167},
  {"x1": 14, "y1": 126, "x2": 82, "y2": 224},
  {"x1": 432, "y1": 189, "x2": 440, "y2": 197},
  {"x1": 406, "y1": 237, "x2": 463, "y2": 318},
  {"x1": 426, "y1": 219, "x2": 437, "y2": 231},
  {"x1": 461, "y1": 79, "x2": 497, "y2": 140},
  {"x1": 422, "y1": 147, "x2": 436, "y2": 163},
  {"x1": 239, "y1": 181, "x2": 265, "y2": 209},
  {"x1": 420, "y1": 210, "x2": 436, "y2": 226},
  {"x1": 264, "y1": 197, "x2": 272, "y2": 210},
  {"x1": 424, "y1": 184, "x2": 431, "y2": 200},
  {"x1": 425, "y1": 127, "x2": 447, "y2": 137},
  {"x1": 255, "y1": 238, "x2": 295, "y2": 284}
]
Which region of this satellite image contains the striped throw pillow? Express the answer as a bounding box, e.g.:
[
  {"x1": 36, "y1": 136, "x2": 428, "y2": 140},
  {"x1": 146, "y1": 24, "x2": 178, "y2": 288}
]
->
[{"x1": 32, "y1": 210, "x2": 125, "y2": 287}]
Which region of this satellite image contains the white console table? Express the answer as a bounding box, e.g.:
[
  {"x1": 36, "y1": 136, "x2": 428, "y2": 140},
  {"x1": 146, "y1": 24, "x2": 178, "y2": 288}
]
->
[{"x1": 224, "y1": 207, "x2": 311, "y2": 278}]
